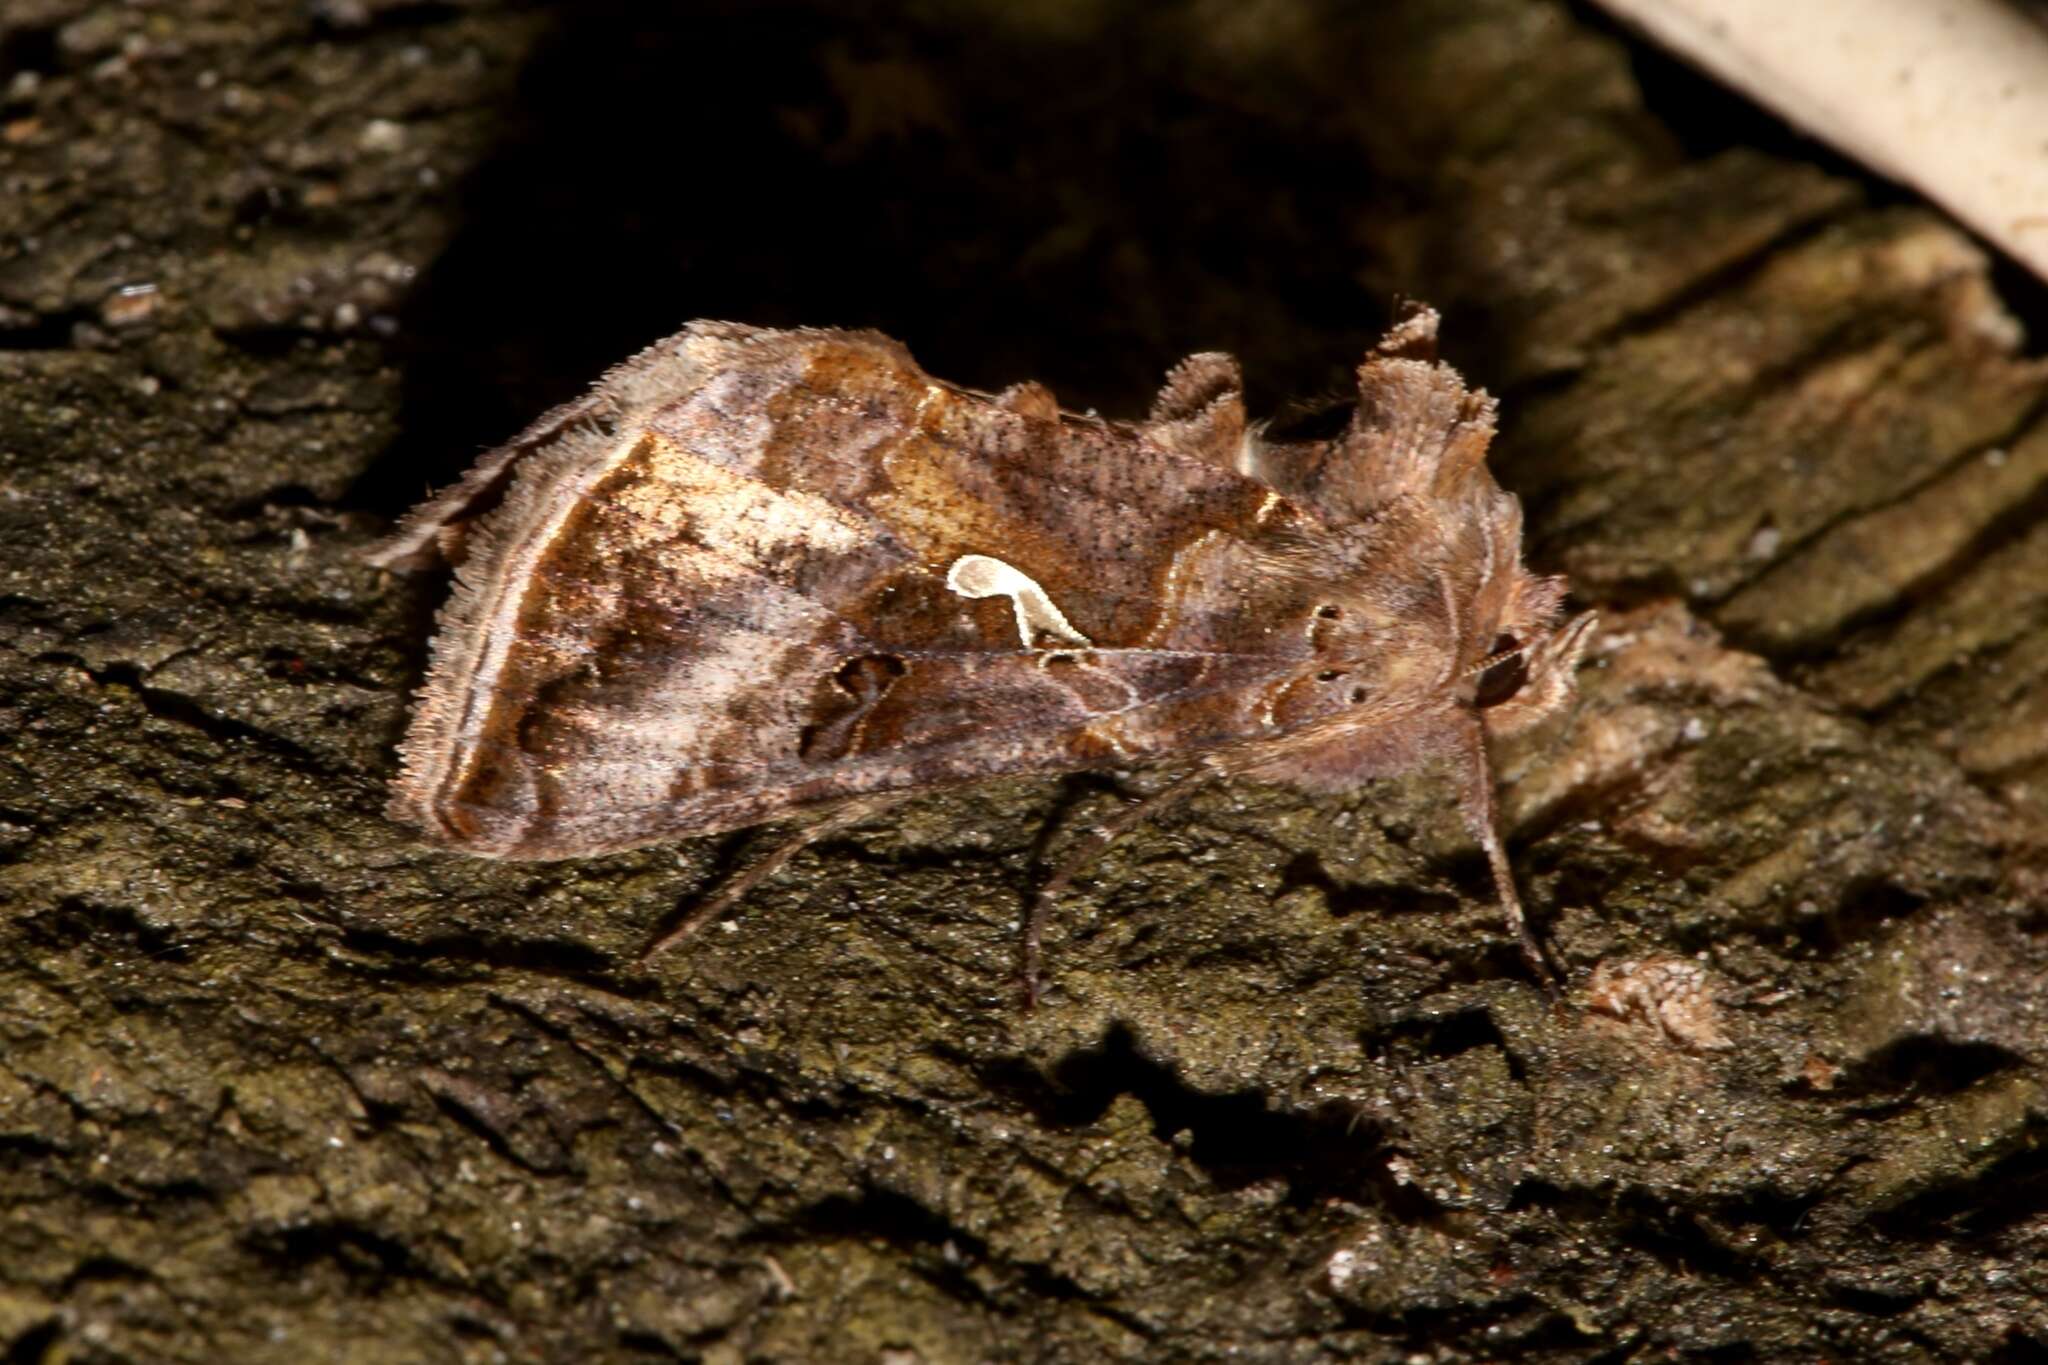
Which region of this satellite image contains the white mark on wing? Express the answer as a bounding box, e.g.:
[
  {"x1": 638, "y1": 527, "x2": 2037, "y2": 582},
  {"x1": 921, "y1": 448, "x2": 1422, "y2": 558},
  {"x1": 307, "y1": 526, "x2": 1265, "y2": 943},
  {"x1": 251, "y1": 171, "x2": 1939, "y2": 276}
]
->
[
  {"x1": 1141, "y1": 528, "x2": 1226, "y2": 647},
  {"x1": 1235, "y1": 426, "x2": 1267, "y2": 479},
  {"x1": 946, "y1": 554, "x2": 1092, "y2": 648}
]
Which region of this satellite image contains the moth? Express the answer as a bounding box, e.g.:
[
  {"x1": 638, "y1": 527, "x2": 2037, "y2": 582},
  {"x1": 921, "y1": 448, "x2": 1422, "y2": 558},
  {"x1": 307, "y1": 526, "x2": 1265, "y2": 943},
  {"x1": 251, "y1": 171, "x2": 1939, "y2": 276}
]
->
[{"x1": 368, "y1": 309, "x2": 1595, "y2": 1001}]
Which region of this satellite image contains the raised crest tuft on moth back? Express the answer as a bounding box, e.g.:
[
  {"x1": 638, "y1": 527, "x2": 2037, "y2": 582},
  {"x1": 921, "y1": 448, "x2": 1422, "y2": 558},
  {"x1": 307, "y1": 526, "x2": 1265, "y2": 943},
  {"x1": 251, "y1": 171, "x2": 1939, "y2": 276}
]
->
[{"x1": 367, "y1": 309, "x2": 1596, "y2": 1004}]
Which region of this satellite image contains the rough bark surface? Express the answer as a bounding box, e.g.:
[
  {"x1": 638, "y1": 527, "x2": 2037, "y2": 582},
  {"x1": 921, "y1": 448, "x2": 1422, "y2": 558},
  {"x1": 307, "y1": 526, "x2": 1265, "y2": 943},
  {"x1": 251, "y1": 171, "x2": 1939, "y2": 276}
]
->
[{"x1": 4, "y1": 1, "x2": 2047, "y2": 1361}]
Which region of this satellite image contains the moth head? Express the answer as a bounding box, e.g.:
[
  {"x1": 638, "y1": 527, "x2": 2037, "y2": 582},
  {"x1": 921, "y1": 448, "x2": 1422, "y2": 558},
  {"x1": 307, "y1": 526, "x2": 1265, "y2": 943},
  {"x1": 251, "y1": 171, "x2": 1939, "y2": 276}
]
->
[
  {"x1": 1435, "y1": 474, "x2": 1593, "y2": 736},
  {"x1": 1467, "y1": 586, "x2": 1596, "y2": 738}
]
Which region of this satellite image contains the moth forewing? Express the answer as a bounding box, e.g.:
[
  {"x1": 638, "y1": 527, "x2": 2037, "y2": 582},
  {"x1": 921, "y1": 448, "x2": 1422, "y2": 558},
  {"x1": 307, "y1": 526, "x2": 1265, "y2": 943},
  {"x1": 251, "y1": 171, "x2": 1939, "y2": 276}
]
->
[{"x1": 372, "y1": 310, "x2": 1592, "y2": 1000}]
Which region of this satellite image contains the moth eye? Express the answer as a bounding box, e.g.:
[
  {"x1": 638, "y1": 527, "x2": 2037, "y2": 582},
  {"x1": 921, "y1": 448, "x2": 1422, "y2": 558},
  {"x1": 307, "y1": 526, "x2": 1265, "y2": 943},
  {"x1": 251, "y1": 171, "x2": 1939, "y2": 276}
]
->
[
  {"x1": 1474, "y1": 634, "x2": 1527, "y2": 709},
  {"x1": 1316, "y1": 669, "x2": 1346, "y2": 682},
  {"x1": 1315, "y1": 604, "x2": 1342, "y2": 621}
]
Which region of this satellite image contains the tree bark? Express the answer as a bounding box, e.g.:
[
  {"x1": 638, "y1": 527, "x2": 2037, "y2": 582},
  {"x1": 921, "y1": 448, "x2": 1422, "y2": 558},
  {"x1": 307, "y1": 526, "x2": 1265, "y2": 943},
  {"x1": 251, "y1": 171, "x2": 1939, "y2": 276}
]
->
[{"x1": 3, "y1": 1, "x2": 2045, "y2": 1360}]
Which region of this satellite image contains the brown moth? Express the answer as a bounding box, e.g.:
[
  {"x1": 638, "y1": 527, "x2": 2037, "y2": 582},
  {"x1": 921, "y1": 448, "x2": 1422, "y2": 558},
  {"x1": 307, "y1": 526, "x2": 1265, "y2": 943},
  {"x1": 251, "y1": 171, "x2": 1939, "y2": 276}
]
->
[{"x1": 369, "y1": 310, "x2": 1595, "y2": 1001}]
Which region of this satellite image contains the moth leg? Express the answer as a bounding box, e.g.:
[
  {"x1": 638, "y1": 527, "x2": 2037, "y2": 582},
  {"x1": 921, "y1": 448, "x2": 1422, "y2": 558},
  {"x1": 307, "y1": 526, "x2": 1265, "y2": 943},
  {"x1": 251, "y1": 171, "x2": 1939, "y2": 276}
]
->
[
  {"x1": 1025, "y1": 769, "x2": 1215, "y2": 1008},
  {"x1": 1480, "y1": 812, "x2": 1554, "y2": 992},
  {"x1": 641, "y1": 796, "x2": 909, "y2": 962},
  {"x1": 1457, "y1": 722, "x2": 1557, "y2": 993}
]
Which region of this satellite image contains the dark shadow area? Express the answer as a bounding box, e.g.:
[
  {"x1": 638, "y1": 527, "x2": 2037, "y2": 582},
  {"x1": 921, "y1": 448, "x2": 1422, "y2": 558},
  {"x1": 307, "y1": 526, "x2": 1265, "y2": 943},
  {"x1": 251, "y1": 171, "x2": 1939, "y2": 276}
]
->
[
  {"x1": 1280, "y1": 850, "x2": 1462, "y2": 921},
  {"x1": 973, "y1": 1024, "x2": 1425, "y2": 1213},
  {"x1": 1573, "y1": 1, "x2": 1867, "y2": 175},
  {"x1": 756, "y1": 1185, "x2": 1166, "y2": 1340},
  {"x1": 21, "y1": 896, "x2": 196, "y2": 963},
  {"x1": 1359, "y1": 1004, "x2": 1527, "y2": 1083},
  {"x1": 48, "y1": 659, "x2": 333, "y2": 777},
  {"x1": 1787, "y1": 879, "x2": 1927, "y2": 957},
  {"x1": 1990, "y1": 1327, "x2": 2048, "y2": 1365},
  {"x1": 1875, "y1": 1113, "x2": 2048, "y2": 1239},
  {"x1": 1510, "y1": 1180, "x2": 1770, "y2": 1285},
  {"x1": 352, "y1": 0, "x2": 1398, "y2": 518},
  {"x1": 241, "y1": 1220, "x2": 435, "y2": 1288},
  {"x1": 0, "y1": 20, "x2": 63, "y2": 88},
  {"x1": 1, "y1": 1317, "x2": 63, "y2": 1365},
  {"x1": 1567, "y1": 0, "x2": 2048, "y2": 357},
  {"x1": 331, "y1": 922, "x2": 624, "y2": 985},
  {"x1": 771, "y1": 1187, "x2": 1079, "y2": 1303},
  {"x1": 1836, "y1": 1035, "x2": 2027, "y2": 1103}
]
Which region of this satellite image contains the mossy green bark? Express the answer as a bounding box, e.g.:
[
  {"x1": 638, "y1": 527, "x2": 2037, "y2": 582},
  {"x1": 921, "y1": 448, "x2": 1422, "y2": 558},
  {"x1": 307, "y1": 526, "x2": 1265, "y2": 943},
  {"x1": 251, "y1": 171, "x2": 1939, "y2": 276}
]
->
[{"x1": 3, "y1": 1, "x2": 2046, "y2": 1360}]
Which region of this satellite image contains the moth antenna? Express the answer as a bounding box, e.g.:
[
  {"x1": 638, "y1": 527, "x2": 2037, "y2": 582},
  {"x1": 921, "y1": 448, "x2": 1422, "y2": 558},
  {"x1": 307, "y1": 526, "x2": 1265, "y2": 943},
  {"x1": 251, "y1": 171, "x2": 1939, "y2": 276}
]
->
[
  {"x1": 1024, "y1": 768, "x2": 1216, "y2": 1008},
  {"x1": 641, "y1": 796, "x2": 907, "y2": 962},
  {"x1": 1456, "y1": 720, "x2": 1557, "y2": 995},
  {"x1": 1460, "y1": 637, "x2": 1528, "y2": 678}
]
